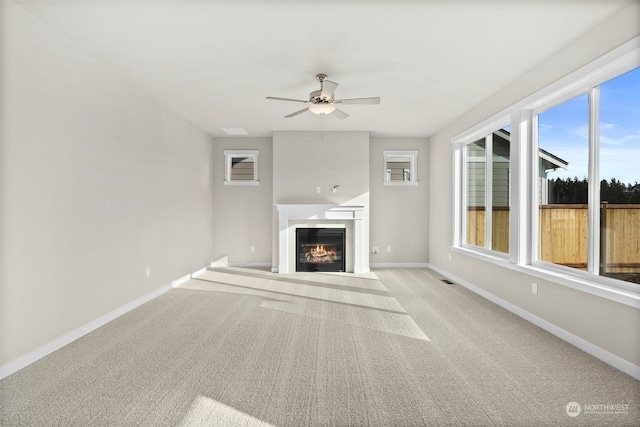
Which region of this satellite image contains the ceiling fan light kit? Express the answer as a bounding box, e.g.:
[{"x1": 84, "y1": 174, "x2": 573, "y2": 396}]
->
[
  {"x1": 266, "y1": 74, "x2": 380, "y2": 120},
  {"x1": 308, "y1": 103, "x2": 336, "y2": 115}
]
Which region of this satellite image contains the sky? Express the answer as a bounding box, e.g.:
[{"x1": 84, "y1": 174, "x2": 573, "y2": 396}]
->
[{"x1": 538, "y1": 66, "x2": 640, "y2": 186}]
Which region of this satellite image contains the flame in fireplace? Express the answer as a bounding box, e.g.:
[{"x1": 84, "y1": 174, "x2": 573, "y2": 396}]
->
[
  {"x1": 306, "y1": 244, "x2": 337, "y2": 263},
  {"x1": 312, "y1": 245, "x2": 326, "y2": 256}
]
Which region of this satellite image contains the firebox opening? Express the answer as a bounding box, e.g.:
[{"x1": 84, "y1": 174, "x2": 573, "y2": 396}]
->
[{"x1": 296, "y1": 228, "x2": 346, "y2": 272}]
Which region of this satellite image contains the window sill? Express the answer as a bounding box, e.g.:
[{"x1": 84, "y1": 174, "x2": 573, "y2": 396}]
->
[
  {"x1": 383, "y1": 181, "x2": 419, "y2": 186},
  {"x1": 451, "y1": 246, "x2": 640, "y2": 309},
  {"x1": 224, "y1": 181, "x2": 259, "y2": 186}
]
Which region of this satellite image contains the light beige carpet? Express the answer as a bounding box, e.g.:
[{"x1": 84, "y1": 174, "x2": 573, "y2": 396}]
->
[{"x1": 1, "y1": 267, "x2": 638, "y2": 426}]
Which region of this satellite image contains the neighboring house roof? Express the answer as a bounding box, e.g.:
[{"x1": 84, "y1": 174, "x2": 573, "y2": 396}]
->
[
  {"x1": 493, "y1": 129, "x2": 569, "y2": 171},
  {"x1": 539, "y1": 148, "x2": 569, "y2": 171}
]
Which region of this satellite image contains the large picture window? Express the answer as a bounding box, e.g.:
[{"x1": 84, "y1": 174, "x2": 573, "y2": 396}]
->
[
  {"x1": 453, "y1": 37, "x2": 639, "y2": 299},
  {"x1": 597, "y1": 68, "x2": 640, "y2": 283},
  {"x1": 536, "y1": 94, "x2": 589, "y2": 271},
  {"x1": 534, "y1": 69, "x2": 640, "y2": 284}
]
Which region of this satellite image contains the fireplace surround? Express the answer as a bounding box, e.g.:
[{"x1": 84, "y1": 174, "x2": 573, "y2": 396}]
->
[{"x1": 275, "y1": 204, "x2": 367, "y2": 274}]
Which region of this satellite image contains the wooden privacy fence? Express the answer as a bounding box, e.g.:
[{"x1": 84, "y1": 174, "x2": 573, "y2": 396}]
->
[
  {"x1": 599, "y1": 203, "x2": 640, "y2": 273},
  {"x1": 466, "y1": 207, "x2": 509, "y2": 253},
  {"x1": 467, "y1": 204, "x2": 640, "y2": 273},
  {"x1": 538, "y1": 205, "x2": 588, "y2": 269}
]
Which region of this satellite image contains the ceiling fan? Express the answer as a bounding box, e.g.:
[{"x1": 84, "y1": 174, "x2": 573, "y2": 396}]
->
[{"x1": 266, "y1": 74, "x2": 380, "y2": 119}]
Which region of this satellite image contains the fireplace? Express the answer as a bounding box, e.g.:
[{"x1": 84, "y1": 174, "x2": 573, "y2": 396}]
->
[
  {"x1": 276, "y1": 204, "x2": 367, "y2": 274},
  {"x1": 296, "y1": 228, "x2": 346, "y2": 272}
]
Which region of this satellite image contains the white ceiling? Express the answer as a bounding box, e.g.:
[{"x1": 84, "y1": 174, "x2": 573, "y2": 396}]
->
[{"x1": 15, "y1": 0, "x2": 634, "y2": 138}]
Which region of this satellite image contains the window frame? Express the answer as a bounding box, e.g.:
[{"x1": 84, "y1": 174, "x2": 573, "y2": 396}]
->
[
  {"x1": 459, "y1": 125, "x2": 512, "y2": 256},
  {"x1": 530, "y1": 91, "x2": 594, "y2": 277},
  {"x1": 452, "y1": 36, "x2": 640, "y2": 307},
  {"x1": 383, "y1": 150, "x2": 419, "y2": 185},
  {"x1": 224, "y1": 149, "x2": 259, "y2": 186}
]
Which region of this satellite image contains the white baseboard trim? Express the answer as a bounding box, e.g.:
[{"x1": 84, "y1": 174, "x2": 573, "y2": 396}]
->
[
  {"x1": 427, "y1": 263, "x2": 640, "y2": 381},
  {"x1": 189, "y1": 267, "x2": 208, "y2": 279},
  {"x1": 0, "y1": 265, "x2": 208, "y2": 380},
  {"x1": 227, "y1": 262, "x2": 272, "y2": 268},
  {"x1": 210, "y1": 257, "x2": 230, "y2": 267},
  {"x1": 370, "y1": 262, "x2": 430, "y2": 269},
  {"x1": 211, "y1": 259, "x2": 272, "y2": 269},
  {"x1": 172, "y1": 274, "x2": 192, "y2": 288}
]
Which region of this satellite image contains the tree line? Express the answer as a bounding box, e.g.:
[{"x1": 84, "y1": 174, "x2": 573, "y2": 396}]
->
[{"x1": 549, "y1": 177, "x2": 640, "y2": 204}]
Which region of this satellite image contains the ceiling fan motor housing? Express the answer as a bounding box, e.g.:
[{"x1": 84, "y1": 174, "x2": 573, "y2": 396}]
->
[{"x1": 309, "y1": 89, "x2": 332, "y2": 104}]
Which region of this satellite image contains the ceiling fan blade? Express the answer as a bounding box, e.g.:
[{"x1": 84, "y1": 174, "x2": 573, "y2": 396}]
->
[
  {"x1": 331, "y1": 108, "x2": 349, "y2": 120},
  {"x1": 284, "y1": 108, "x2": 309, "y2": 118},
  {"x1": 321, "y1": 80, "x2": 339, "y2": 99},
  {"x1": 266, "y1": 96, "x2": 309, "y2": 103},
  {"x1": 335, "y1": 97, "x2": 380, "y2": 105}
]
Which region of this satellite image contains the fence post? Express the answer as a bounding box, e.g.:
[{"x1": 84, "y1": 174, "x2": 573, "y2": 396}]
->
[{"x1": 600, "y1": 201, "x2": 607, "y2": 275}]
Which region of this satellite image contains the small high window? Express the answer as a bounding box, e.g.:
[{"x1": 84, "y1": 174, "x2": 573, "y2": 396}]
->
[
  {"x1": 383, "y1": 150, "x2": 418, "y2": 185},
  {"x1": 224, "y1": 150, "x2": 259, "y2": 185}
]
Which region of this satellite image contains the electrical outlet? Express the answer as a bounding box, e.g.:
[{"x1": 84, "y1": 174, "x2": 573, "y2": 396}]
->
[
  {"x1": 448, "y1": 253, "x2": 452, "y2": 261},
  {"x1": 372, "y1": 246, "x2": 378, "y2": 254},
  {"x1": 250, "y1": 246, "x2": 255, "y2": 253},
  {"x1": 146, "y1": 267, "x2": 151, "y2": 278},
  {"x1": 316, "y1": 186, "x2": 321, "y2": 193},
  {"x1": 532, "y1": 282, "x2": 538, "y2": 295},
  {"x1": 387, "y1": 246, "x2": 392, "y2": 253}
]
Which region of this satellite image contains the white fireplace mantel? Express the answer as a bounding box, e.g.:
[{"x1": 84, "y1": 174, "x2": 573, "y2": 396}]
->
[{"x1": 276, "y1": 204, "x2": 367, "y2": 274}]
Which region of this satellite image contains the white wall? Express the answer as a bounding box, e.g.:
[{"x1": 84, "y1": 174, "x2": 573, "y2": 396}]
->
[
  {"x1": 428, "y1": 3, "x2": 640, "y2": 369},
  {"x1": 272, "y1": 131, "x2": 370, "y2": 269},
  {"x1": 370, "y1": 138, "x2": 429, "y2": 266},
  {"x1": 1, "y1": 3, "x2": 214, "y2": 368},
  {"x1": 211, "y1": 137, "x2": 273, "y2": 265}
]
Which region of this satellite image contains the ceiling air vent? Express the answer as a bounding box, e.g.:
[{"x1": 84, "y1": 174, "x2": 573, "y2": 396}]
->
[{"x1": 222, "y1": 128, "x2": 248, "y2": 135}]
